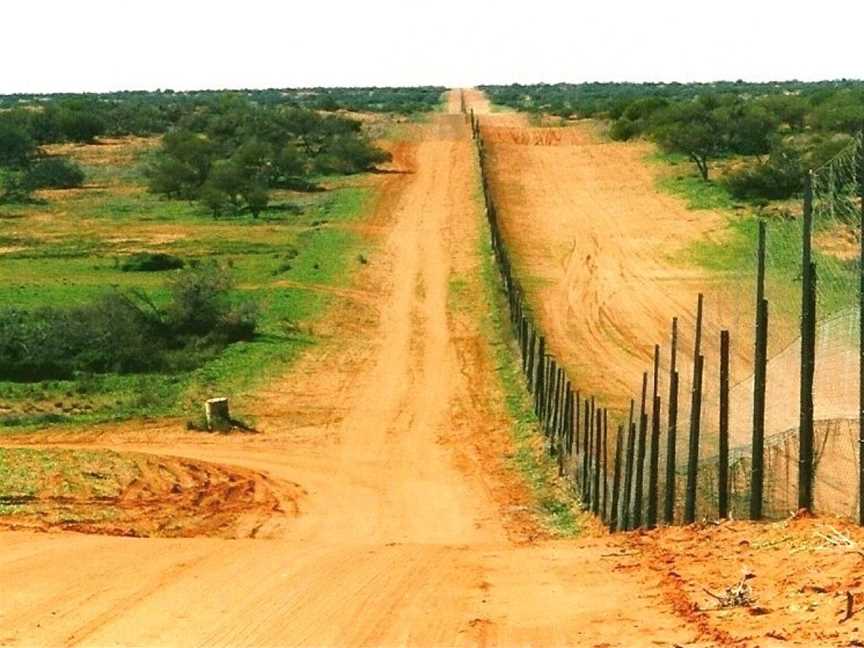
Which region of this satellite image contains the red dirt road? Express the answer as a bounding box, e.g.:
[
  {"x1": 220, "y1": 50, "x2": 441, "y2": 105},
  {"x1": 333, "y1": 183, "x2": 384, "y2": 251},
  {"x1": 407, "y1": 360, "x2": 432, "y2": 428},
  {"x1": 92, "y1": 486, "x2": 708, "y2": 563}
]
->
[{"x1": 0, "y1": 95, "x2": 693, "y2": 647}]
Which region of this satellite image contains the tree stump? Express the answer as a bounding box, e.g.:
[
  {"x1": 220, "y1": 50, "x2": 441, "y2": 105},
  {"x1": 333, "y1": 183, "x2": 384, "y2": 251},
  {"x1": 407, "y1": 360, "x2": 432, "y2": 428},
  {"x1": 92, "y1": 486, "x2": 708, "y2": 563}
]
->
[{"x1": 205, "y1": 397, "x2": 231, "y2": 432}]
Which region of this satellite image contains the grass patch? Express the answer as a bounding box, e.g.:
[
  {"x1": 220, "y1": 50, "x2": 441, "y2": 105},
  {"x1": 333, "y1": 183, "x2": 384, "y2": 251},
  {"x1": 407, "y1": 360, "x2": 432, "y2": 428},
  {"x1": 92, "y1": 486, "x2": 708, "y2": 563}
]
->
[
  {"x1": 0, "y1": 447, "x2": 138, "y2": 516},
  {"x1": 478, "y1": 234, "x2": 583, "y2": 536},
  {"x1": 0, "y1": 137, "x2": 376, "y2": 431},
  {"x1": 470, "y1": 154, "x2": 583, "y2": 535}
]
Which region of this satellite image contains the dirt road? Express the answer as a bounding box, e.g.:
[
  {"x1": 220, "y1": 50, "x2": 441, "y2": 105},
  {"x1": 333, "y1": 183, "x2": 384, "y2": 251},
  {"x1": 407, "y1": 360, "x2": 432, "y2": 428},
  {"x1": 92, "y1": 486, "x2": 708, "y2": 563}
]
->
[{"x1": 0, "y1": 94, "x2": 695, "y2": 647}]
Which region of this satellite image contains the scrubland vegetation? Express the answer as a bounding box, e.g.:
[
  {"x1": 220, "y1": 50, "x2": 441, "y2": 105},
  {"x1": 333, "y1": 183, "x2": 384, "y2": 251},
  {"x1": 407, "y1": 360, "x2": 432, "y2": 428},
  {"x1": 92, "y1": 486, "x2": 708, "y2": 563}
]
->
[
  {"x1": 482, "y1": 81, "x2": 864, "y2": 202},
  {"x1": 0, "y1": 87, "x2": 441, "y2": 429}
]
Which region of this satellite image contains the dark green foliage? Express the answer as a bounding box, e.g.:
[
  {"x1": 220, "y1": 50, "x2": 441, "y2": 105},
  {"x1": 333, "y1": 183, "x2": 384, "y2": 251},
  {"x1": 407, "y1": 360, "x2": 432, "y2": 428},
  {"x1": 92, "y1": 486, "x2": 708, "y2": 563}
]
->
[
  {"x1": 0, "y1": 120, "x2": 35, "y2": 167},
  {"x1": 144, "y1": 130, "x2": 215, "y2": 199},
  {"x1": 0, "y1": 264, "x2": 257, "y2": 381},
  {"x1": 22, "y1": 157, "x2": 85, "y2": 190},
  {"x1": 725, "y1": 143, "x2": 804, "y2": 200},
  {"x1": 483, "y1": 81, "x2": 864, "y2": 187},
  {"x1": 147, "y1": 98, "x2": 388, "y2": 217},
  {"x1": 120, "y1": 252, "x2": 185, "y2": 272}
]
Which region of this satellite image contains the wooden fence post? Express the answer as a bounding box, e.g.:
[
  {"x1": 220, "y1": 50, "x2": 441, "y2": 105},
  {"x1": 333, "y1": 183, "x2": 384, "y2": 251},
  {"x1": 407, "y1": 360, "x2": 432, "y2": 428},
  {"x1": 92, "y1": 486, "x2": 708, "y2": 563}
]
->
[
  {"x1": 751, "y1": 220, "x2": 768, "y2": 520},
  {"x1": 719, "y1": 330, "x2": 730, "y2": 519},
  {"x1": 610, "y1": 424, "x2": 624, "y2": 532},
  {"x1": 684, "y1": 293, "x2": 704, "y2": 524},
  {"x1": 799, "y1": 172, "x2": 816, "y2": 513},
  {"x1": 602, "y1": 409, "x2": 609, "y2": 521},
  {"x1": 633, "y1": 372, "x2": 648, "y2": 528},
  {"x1": 858, "y1": 133, "x2": 864, "y2": 526},
  {"x1": 664, "y1": 317, "x2": 679, "y2": 525},
  {"x1": 622, "y1": 400, "x2": 636, "y2": 529},
  {"x1": 593, "y1": 408, "x2": 602, "y2": 515},
  {"x1": 647, "y1": 346, "x2": 662, "y2": 528}
]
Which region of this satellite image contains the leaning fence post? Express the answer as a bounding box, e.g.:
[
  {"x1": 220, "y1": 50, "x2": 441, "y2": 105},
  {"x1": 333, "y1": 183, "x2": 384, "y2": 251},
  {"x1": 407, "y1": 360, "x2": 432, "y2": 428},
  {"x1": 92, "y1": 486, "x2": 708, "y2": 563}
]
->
[
  {"x1": 719, "y1": 330, "x2": 730, "y2": 520},
  {"x1": 633, "y1": 372, "x2": 649, "y2": 528},
  {"x1": 647, "y1": 345, "x2": 662, "y2": 529},
  {"x1": 684, "y1": 293, "x2": 704, "y2": 524},
  {"x1": 799, "y1": 171, "x2": 816, "y2": 513},
  {"x1": 664, "y1": 317, "x2": 679, "y2": 525}
]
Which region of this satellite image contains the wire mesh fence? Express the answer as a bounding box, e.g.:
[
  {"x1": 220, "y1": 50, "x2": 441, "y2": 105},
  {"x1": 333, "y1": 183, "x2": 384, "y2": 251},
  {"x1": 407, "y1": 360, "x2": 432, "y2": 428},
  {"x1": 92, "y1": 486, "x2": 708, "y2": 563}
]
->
[{"x1": 467, "y1": 90, "x2": 864, "y2": 531}]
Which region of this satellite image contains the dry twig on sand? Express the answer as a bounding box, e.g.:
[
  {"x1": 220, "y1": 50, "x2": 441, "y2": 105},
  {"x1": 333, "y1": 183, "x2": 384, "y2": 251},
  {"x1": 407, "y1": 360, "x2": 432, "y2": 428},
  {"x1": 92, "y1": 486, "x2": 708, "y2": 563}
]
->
[{"x1": 704, "y1": 569, "x2": 756, "y2": 609}]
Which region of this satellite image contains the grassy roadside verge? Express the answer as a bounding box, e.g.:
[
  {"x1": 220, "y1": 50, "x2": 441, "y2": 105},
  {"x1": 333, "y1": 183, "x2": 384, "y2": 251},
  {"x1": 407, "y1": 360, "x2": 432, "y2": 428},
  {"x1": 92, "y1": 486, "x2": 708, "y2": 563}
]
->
[
  {"x1": 470, "y1": 154, "x2": 584, "y2": 536},
  {"x1": 0, "y1": 179, "x2": 375, "y2": 432}
]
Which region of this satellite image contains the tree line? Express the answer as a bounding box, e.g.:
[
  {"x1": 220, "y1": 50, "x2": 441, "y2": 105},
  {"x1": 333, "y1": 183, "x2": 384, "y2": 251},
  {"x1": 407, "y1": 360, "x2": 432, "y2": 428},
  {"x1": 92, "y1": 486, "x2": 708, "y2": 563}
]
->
[{"x1": 481, "y1": 81, "x2": 864, "y2": 201}]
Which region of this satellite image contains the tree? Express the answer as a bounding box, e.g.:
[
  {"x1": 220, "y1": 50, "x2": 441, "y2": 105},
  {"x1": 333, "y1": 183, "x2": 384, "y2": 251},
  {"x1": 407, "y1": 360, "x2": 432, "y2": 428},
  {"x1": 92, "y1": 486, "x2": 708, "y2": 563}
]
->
[
  {"x1": 0, "y1": 121, "x2": 36, "y2": 168},
  {"x1": 145, "y1": 130, "x2": 214, "y2": 199},
  {"x1": 57, "y1": 109, "x2": 105, "y2": 143},
  {"x1": 652, "y1": 100, "x2": 728, "y2": 181}
]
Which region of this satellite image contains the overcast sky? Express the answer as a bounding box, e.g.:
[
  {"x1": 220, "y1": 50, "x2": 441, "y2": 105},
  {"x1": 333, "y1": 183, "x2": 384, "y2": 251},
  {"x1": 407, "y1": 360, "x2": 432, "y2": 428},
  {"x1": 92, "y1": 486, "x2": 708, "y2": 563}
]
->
[{"x1": 2, "y1": 0, "x2": 862, "y2": 94}]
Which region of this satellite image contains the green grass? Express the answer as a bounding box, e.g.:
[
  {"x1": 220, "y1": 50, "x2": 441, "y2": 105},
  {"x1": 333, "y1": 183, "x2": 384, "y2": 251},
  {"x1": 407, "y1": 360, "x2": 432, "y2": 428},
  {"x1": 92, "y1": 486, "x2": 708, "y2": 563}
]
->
[
  {"x1": 0, "y1": 447, "x2": 138, "y2": 515},
  {"x1": 477, "y1": 234, "x2": 584, "y2": 536},
  {"x1": 470, "y1": 154, "x2": 583, "y2": 536},
  {"x1": 646, "y1": 151, "x2": 740, "y2": 211},
  {"x1": 0, "y1": 145, "x2": 375, "y2": 431},
  {"x1": 652, "y1": 148, "x2": 858, "y2": 338}
]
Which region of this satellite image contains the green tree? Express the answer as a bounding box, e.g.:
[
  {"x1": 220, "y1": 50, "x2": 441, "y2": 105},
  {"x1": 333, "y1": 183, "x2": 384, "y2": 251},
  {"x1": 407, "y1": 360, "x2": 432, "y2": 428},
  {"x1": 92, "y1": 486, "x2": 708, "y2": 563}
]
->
[
  {"x1": 0, "y1": 121, "x2": 36, "y2": 168},
  {"x1": 651, "y1": 100, "x2": 728, "y2": 181}
]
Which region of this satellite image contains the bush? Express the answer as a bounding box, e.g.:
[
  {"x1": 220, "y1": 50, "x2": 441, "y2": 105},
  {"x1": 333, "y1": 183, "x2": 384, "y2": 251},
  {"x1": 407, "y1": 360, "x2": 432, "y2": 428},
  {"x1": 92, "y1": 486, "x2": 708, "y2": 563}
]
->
[
  {"x1": 23, "y1": 157, "x2": 85, "y2": 190},
  {"x1": 608, "y1": 118, "x2": 639, "y2": 141},
  {"x1": 120, "y1": 252, "x2": 185, "y2": 272},
  {"x1": 725, "y1": 144, "x2": 803, "y2": 200},
  {"x1": 0, "y1": 265, "x2": 257, "y2": 381}
]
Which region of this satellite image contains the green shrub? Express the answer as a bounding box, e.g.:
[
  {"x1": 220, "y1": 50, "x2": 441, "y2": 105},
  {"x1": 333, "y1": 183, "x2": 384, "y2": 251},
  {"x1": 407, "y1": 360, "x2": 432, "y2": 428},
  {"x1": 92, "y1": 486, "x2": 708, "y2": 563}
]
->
[
  {"x1": 0, "y1": 264, "x2": 257, "y2": 381},
  {"x1": 120, "y1": 252, "x2": 185, "y2": 272},
  {"x1": 725, "y1": 144, "x2": 803, "y2": 200},
  {"x1": 609, "y1": 118, "x2": 639, "y2": 141},
  {"x1": 23, "y1": 157, "x2": 85, "y2": 190}
]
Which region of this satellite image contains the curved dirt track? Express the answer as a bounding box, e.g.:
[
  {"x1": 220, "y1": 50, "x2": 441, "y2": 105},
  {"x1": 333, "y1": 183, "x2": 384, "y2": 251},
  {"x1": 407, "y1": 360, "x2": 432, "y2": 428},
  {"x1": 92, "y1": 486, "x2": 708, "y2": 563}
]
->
[
  {"x1": 474, "y1": 99, "x2": 740, "y2": 411},
  {"x1": 0, "y1": 94, "x2": 700, "y2": 648}
]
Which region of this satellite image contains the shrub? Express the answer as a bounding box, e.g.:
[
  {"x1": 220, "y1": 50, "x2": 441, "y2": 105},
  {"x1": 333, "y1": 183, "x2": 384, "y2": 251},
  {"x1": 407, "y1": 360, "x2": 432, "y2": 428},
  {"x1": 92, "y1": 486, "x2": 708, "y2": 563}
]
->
[
  {"x1": 609, "y1": 118, "x2": 639, "y2": 141},
  {"x1": 23, "y1": 157, "x2": 85, "y2": 190},
  {"x1": 725, "y1": 144, "x2": 803, "y2": 200},
  {"x1": 120, "y1": 252, "x2": 185, "y2": 272},
  {"x1": 0, "y1": 265, "x2": 257, "y2": 381},
  {"x1": 0, "y1": 121, "x2": 35, "y2": 168}
]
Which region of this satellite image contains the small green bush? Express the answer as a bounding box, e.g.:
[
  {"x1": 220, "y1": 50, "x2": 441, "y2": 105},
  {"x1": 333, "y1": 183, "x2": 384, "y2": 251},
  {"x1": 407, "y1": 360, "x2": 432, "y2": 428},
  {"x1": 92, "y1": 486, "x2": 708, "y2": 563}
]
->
[
  {"x1": 725, "y1": 144, "x2": 803, "y2": 200},
  {"x1": 120, "y1": 252, "x2": 185, "y2": 272},
  {"x1": 23, "y1": 157, "x2": 85, "y2": 190},
  {"x1": 0, "y1": 264, "x2": 257, "y2": 381}
]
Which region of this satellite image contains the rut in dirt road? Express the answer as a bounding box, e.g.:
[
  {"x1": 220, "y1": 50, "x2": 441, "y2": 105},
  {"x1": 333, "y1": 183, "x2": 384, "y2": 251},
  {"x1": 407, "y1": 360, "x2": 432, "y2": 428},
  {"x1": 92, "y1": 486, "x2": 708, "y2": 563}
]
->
[{"x1": 0, "y1": 94, "x2": 698, "y2": 648}]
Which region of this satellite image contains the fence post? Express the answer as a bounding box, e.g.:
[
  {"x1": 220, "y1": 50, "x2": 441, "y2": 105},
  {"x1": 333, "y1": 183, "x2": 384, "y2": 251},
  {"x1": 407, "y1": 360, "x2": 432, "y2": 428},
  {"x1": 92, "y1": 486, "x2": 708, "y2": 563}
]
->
[
  {"x1": 664, "y1": 317, "x2": 679, "y2": 525},
  {"x1": 633, "y1": 372, "x2": 648, "y2": 528},
  {"x1": 859, "y1": 133, "x2": 864, "y2": 526},
  {"x1": 648, "y1": 345, "x2": 662, "y2": 528},
  {"x1": 593, "y1": 408, "x2": 602, "y2": 515},
  {"x1": 719, "y1": 330, "x2": 730, "y2": 520},
  {"x1": 799, "y1": 172, "x2": 816, "y2": 513},
  {"x1": 534, "y1": 337, "x2": 545, "y2": 417},
  {"x1": 610, "y1": 424, "x2": 624, "y2": 532},
  {"x1": 602, "y1": 408, "x2": 609, "y2": 521},
  {"x1": 582, "y1": 398, "x2": 591, "y2": 501},
  {"x1": 622, "y1": 400, "x2": 636, "y2": 529},
  {"x1": 684, "y1": 293, "x2": 704, "y2": 524},
  {"x1": 751, "y1": 221, "x2": 768, "y2": 520}
]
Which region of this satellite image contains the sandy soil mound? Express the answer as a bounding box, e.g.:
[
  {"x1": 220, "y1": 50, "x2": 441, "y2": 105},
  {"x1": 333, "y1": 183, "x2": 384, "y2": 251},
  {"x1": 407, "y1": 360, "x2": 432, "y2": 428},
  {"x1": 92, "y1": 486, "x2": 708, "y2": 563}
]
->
[{"x1": 0, "y1": 448, "x2": 301, "y2": 538}]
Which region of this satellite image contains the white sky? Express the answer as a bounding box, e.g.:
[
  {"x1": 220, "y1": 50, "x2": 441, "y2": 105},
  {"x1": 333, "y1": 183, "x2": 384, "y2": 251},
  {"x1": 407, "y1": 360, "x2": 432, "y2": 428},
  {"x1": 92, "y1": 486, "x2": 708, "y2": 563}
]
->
[{"x1": 2, "y1": 0, "x2": 863, "y2": 94}]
